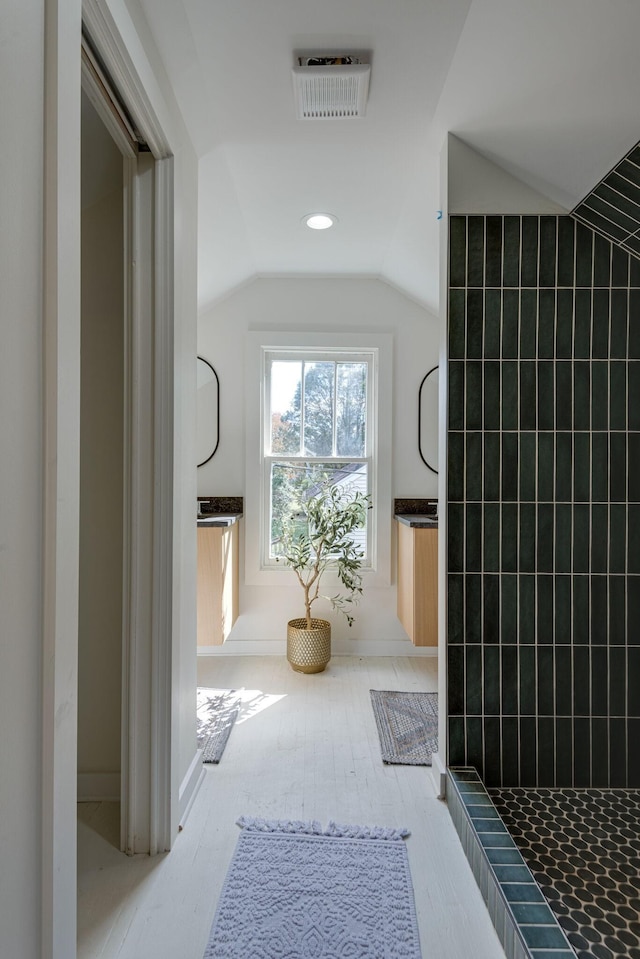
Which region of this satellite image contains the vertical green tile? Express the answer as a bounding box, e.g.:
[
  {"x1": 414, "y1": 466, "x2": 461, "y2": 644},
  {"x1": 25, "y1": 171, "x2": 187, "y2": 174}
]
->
[
  {"x1": 465, "y1": 574, "x2": 482, "y2": 644},
  {"x1": 628, "y1": 586, "x2": 640, "y2": 647},
  {"x1": 448, "y1": 431, "x2": 464, "y2": 502},
  {"x1": 610, "y1": 289, "x2": 628, "y2": 358},
  {"x1": 519, "y1": 362, "x2": 536, "y2": 431},
  {"x1": 537, "y1": 717, "x2": 555, "y2": 785},
  {"x1": 537, "y1": 361, "x2": 554, "y2": 431},
  {"x1": 448, "y1": 574, "x2": 464, "y2": 643},
  {"x1": 591, "y1": 719, "x2": 609, "y2": 784},
  {"x1": 501, "y1": 433, "x2": 518, "y2": 502},
  {"x1": 538, "y1": 433, "x2": 554, "y2": 501},
  {"x1": 500, "y1": 574, "x2": 518, "y2": 644},
  {"x1": 629, "y1": 362, "x2": 640, "y2": 429},
  {"x1": 591, "y1": 432, "x2": 609, "y2": 502},
  {"x1": 555, "y1": 504, "x2": 572, "y2": 572},
  {"x1": 574, "y1": 717, "x2": 591, "y2": 786},
  {"x1": 536, "y1": 575, "x2": 553, "y2": 645},
  {"x1": 555, "y1": 718, "x2": 573, "y2": 786},
  {"x1": 448, "y1": 502, "x2": 464, "y2": 573},
  {"x1": 448, "y1": 361, "x2": 464, "y2": 431},
  {"x1": 519, "y1": 504, "x2": 536, "y2": 573},
  {"x1": 573, "y1": 647, "x2": 591, "y2": 714},
  {"x1": 555, "y1": 432, "x2": 573, "y2": 501},
  {"x1": 483, "y1": 362, "x2": 500, "y2": 431},
  {"x1": 610, "y1": 433, "x2": 627, "y2": 502},
  {"x1": 501, "y1": 504, "x2": 518, "y2": 573},
  {"x1": 573, "y1": 576, "x2": 590, "y2": 645},
  {"x1": 467, "y1": 216, "x2": 485, "y2": 287},
  {"x1": 574, "y1": 289, "x2": 592, "y2": 359},
  {"x1": 556, "y1": 290, "x2": 573, "y2": 359},
  {"x1": 519, "y1": 432, "x2": 536, "y2": 501},
  {"x1": 628, "y1": 650, "x2": 640, "y2": 715},
  {"x1": 483, "y1": 574, "x2": 500, "y2": 643},
  {"x1": 555, "y1": 364, "x2": 572, "y2": 430},
  {"x1": 554, "y1": 576, "x2": 572, "y2": 644},
  {"x1": 539, "y1": 216, "x2": 557, "y2": 287},
  {"x1": 501, "y1": 717, "x2": 519, "y2": 784},
  {"x1": 501, "y1": 361, "x2": 518, "y2": 430},
  {"x1": 573, "y1": 504, "x2": 590, "y2": 573},
  {"x1": 593, "y1": 232, "x2": 612, "y2": 287},
  {"x1": 611, "y1": 242, "x2": 629, "y2": 287},
  {"x1": 449, "y1": 216, "x2": 467, "y2": 288},
  {"x1": 502, "y1": 290, "x2": 519, "y2": 359},
  {"x1": 465, "y1": 717, "x2": 484, "y2": 777},
  {"x1": 573, "y1": 362, "x2": 591, "y2": 431},
  {"x1": 575, "y1": 221, "x2": 594, "y2": 287},
  {"x1": 591, "y1": 362, "x2": 609, "y2": 431},
  {"x1": 465, "y1": 503, "x2": 482, "y2": 571},
  {"x1": 627, "y1": 433, "x2": 640, "y2": 503},
  {"x1": 537, "y1": 504, "x2": 554, "y2": 572},
  {"x1": 483, "y1": 434, "x2": 500, "y2": 502},
  {"x1": 537, "y1": 647, "x2": 554, "y2": 714},
  {"x1": 465, "y1": 645, "x2": 482, "y2": 714},
  {"x1": 519, "y1": 575, "x2": 535, "y2": 645},
  {"x1": 519, "y1": 646, "x2": 536, "y2": 714},
  {"x1": 592, "y1": 289, "x2": 610, "y2": 359},
  {"x1": 448, "y1": 716, "x2": 465, "y2": 766},
  {"x1": 610, "y1": 362, "x2": 627, "y2": 431},
  {"x1": 483, "y1": 646, "x2": 500, "y2": 715},
  {"x1": 591, "y1": 576, "x2": 608, "y2": 646},
  {"x1": 538, "y1": 289, "x2": 555, "y2": 359},
  {"x1": 501, "y1": 648, "x2": 518, "y2": 716},
  {"x1": 631, "y1": 252, "x2": 640, "y2": 288},
  {"x1": 554, "y1": 648, "x2": 572, "y2": 716},
  {"x1": 609, "y1": 717, "x2": 627, "y2": 787},
  {"x1": 521, "y1": 216, "x2": 539, "y2": 287},
  {"x1": 591, "y1": 645, "x2": 608, "y2": 714},
  {"x1": 466, "y1": 361, "x2": 482, "y2": 430},
  {"x1": 448, "y1": 646, "x2": 465, "y2": 714},
  {"x1": 502, "y1": 216, "x2": 521, "y2": 287},
  {"x1": 466, "y1": 289, "x2": 483, "y2": 358},
  {"x1": 609, "y1": 504, "x2": 626, "y2": 574},
  {"x1": 465, "y1": 432, "x2": 482, "y2": 502},
  {"x1": 519, "y1": 717, "x2": 537, "y2": 786},
  {"x1": 485, "y1": 216, "x2": 502, "y2": 287},
  {"x1": 557, "y1": 216, "x2": 575, "y2": 287},
  {"x1": 520, "y1": 289, "x2": 537, "y2": 358},
  {"x1": 591, "y1": 503, "x2": 609, "y2": 573},
  {"x1": 449, "y1": 289, "x2": 466, "y2": 359},
  {"x1": 629, "y1": 505, "x2": 640, "y2": 572},
  {"x1": 573, "y1": 432, "x2": 590, "y2": 502},
  {"x1": 484, "y1": 290, "x2": 501, "y2": 358},
  {"x1": 483, "y1": 504, "x2": 500, "y2": 572},
  {"x1": 608, "y1": 575, "x2": 625, "y2": 644},
  {"x1": 629, "y1": 291, "x2": 640, "y2": 357},
  {"x1": 483, "y1": 716, "x2": 502, "y2": 784}
]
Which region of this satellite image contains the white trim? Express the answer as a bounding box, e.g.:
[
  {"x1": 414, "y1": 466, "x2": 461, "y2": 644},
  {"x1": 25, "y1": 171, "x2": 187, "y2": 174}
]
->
[
  {"x1": 80, "y1": 42, "x2": 138, "y2": 158},
  {"x1": 178, "y1": 751, "x2": 205, "y2": 828},
  {"x1": 245, "y1": 331, "x2": 393, "y2": 589},
  {"x1": 198, "y1": 641, "x2": 437, "y2": 657},
  {"x1": 77, "y1": 773, "x2": 121, "y2": 803}
]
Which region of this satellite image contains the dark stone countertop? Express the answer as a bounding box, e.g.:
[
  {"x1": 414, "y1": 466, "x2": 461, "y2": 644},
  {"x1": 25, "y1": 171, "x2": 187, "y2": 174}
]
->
[
  {"x1": 395, "y1": 514, "x2": 438, "y2": 528},
  {"x1": 197, "y1": 496, "x2": 243, "y2": 527}
]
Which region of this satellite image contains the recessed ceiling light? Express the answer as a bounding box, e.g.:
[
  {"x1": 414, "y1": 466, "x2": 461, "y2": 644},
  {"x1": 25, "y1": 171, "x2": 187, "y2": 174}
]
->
[{"x1": 304, "y1": 213, "x2": 336, "y2": 230}]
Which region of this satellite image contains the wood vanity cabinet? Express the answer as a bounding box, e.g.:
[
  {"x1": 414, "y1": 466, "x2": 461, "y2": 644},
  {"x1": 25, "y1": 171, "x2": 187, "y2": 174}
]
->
[
  {"x1": 397, "y1": 522, "x2": 438, "y2": 647},
  {"x1": 197, "y1": 523, "x2": 239, "y2": 646}
]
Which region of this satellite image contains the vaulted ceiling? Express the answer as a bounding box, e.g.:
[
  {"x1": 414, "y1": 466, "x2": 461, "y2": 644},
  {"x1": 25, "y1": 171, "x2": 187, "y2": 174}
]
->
[{"x1": 132, "y1": 0, "x2": 640, "y2": 314}]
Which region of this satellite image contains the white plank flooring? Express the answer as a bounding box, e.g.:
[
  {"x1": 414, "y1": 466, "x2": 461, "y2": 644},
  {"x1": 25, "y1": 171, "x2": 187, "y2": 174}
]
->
[{"x1": 77, "y1": 656, "x2": 506, "y2": 959}]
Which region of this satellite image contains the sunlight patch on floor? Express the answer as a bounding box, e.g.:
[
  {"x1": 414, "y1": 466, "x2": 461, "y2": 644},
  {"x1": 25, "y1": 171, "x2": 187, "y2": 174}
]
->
[{"x1": 197, "y1": 686, "x2": 287, "y2": 724}]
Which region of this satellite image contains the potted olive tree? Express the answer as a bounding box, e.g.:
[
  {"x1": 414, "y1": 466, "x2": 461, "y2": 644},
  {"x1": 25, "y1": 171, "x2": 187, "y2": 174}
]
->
[{"x1": 276, "y1": 475, "x2": 371, "y2": 673}]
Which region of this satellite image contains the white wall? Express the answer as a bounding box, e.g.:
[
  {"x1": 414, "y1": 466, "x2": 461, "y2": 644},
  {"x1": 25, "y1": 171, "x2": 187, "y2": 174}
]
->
[
  {"x1": 78, "y1": 93, "x2": 123, "y2": 786},
  {"x1": 0, "y1": 3, "x2": 46, "y2": 954},
  {"x1": 197, "y1": 277, "x2": 440, "y2": 651}
]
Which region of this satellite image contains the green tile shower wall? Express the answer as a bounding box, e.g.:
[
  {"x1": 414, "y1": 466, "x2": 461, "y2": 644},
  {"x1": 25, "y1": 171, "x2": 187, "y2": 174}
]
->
[{"x1": 447, "y1": 214, "x2": 640, "y2": 787}]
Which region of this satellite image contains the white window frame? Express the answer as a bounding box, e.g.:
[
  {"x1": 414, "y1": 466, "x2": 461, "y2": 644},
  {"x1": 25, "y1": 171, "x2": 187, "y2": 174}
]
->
[{"x1": 245, "y1": 331, "x2": 393, "y2": 588}]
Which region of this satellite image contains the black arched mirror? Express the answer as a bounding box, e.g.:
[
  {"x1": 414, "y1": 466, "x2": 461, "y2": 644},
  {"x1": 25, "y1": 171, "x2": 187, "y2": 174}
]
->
[
  {"x1": 418, "y1": 366, "x2": 439, "y2": 474},
  {"x1": 197, "y1": 356, "x2": 220, "y2": 467}
]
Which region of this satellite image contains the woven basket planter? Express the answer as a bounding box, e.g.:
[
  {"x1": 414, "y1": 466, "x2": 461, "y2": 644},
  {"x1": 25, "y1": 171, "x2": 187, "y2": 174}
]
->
[{"x1": 287, "y1": 618, "x2": 331, "y2": 674}]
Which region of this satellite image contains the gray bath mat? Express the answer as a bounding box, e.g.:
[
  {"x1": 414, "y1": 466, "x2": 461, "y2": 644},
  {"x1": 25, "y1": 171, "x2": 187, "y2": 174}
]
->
[
  {"x1": 370, "y1": 690, "x2": 438, "y2": 765},
  {"x1": 197, "y1": 689, "x2": 239, "y2": 763}
]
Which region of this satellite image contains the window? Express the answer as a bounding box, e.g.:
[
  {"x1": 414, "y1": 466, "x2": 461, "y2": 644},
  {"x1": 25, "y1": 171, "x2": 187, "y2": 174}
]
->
[{"x1": 263, "y1": 349, "x2": 375, "y2": 567}]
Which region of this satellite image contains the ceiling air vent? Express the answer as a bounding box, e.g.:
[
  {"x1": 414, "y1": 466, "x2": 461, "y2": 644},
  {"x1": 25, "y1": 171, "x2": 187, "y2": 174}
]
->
[{"x1": 292, "y1": 56, "x2": 370, "y2": 120}]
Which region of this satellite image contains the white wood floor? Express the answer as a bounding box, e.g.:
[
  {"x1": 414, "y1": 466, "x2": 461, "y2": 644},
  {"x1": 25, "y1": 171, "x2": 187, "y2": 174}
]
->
[{"x1": 77, "y1": 656, "x2": 506, "y2": 959}]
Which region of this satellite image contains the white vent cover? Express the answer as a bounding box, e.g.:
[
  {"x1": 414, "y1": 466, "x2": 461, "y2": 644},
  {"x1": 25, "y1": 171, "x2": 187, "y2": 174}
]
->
[{"x1": 292, "y1": 60, "x2": 370, "y2": 120}]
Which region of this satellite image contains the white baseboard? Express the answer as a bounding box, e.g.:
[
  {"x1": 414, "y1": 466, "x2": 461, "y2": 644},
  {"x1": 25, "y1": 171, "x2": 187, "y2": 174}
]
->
[
  {"x1": 77, "y1": 772, "x2": 121, "y2": 802},
  {"x1": 429, "y1": 752, "x2": 447, "y2": 799},
  {"x1": 178, "y1": 749, "x2": 205, "y2": 828},
  {"x1": 198, "y1": 640, "x2": 438, "y2": 657}
]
